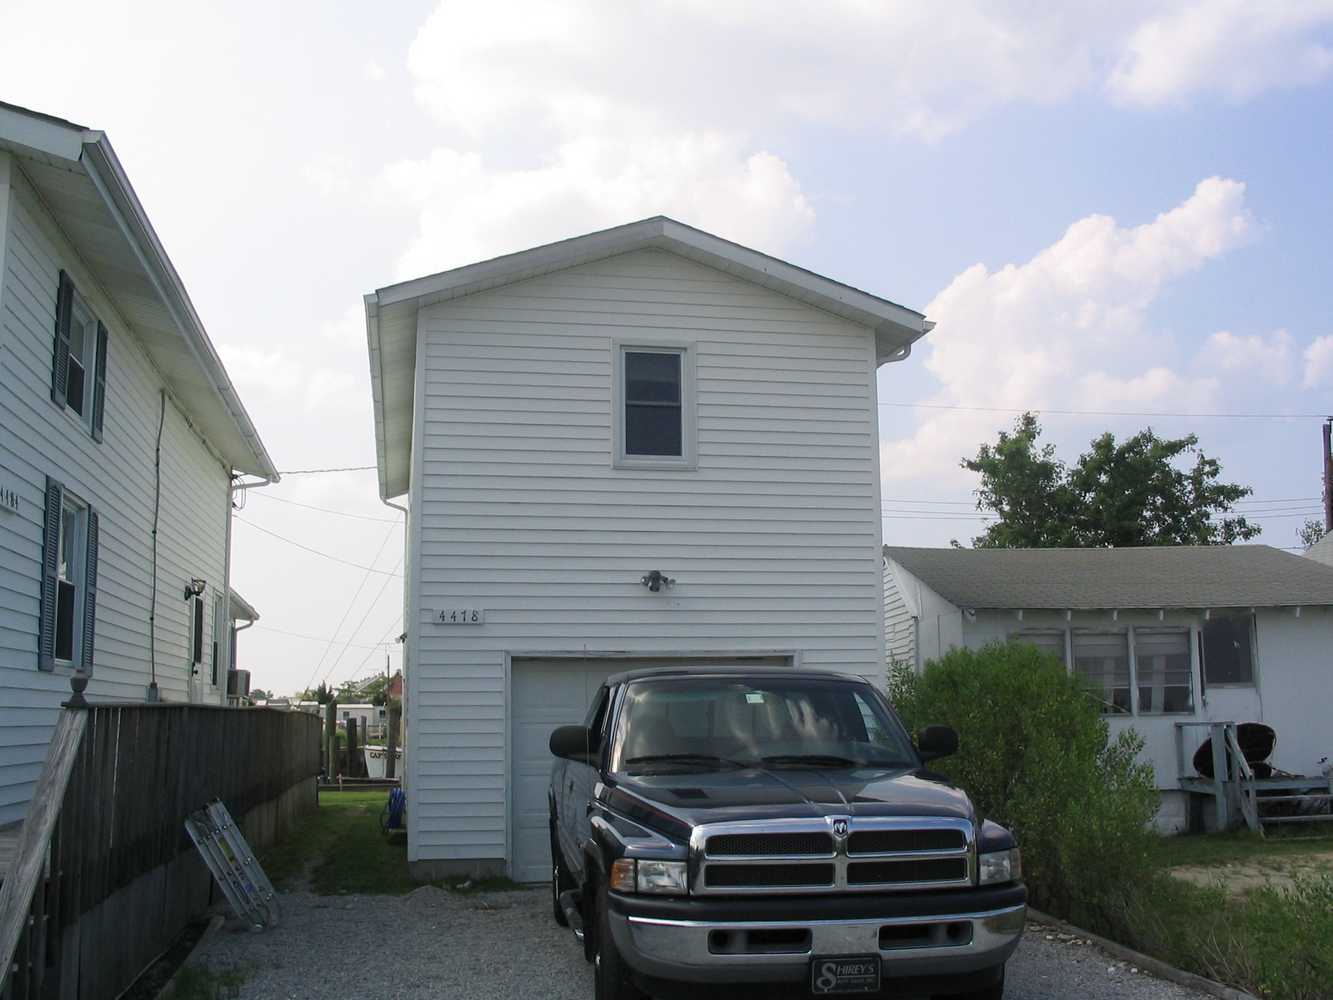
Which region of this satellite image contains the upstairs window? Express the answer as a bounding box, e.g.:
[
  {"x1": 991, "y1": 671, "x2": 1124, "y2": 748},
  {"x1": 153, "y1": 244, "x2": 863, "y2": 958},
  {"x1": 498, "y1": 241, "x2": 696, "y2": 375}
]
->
[
  {"x1": 1201, "y1": 613, "x2": 1255, "y2": 686},
  {"x1": 51, "y1": 271, "x2": 109, "y2": 440},
  {"x1": 614, "y1": 344, "x2": 694, "y2": 468}
]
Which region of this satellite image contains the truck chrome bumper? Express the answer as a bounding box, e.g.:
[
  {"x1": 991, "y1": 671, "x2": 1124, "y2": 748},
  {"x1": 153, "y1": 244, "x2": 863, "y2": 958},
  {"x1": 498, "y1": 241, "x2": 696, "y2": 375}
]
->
[{"x1": 610, "y1": 902, "x2": 1025, "y2": 984}]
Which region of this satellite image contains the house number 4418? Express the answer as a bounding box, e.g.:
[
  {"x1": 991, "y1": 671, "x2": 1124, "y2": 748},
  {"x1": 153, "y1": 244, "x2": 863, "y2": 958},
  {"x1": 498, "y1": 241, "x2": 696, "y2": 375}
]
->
[{"x1": 438, "y1": 608, "x2": 484, "y2": 625}]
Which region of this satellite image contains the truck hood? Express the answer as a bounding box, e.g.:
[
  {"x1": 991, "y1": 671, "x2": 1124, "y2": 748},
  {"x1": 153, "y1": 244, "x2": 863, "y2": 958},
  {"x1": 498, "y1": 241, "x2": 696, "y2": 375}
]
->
[{"x1": 604, "y1": 766, "x2": 974, "y2": 836}]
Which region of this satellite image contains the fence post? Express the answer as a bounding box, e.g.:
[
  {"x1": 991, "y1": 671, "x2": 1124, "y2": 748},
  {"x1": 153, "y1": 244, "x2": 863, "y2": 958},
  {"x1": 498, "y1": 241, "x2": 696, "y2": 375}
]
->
[
  {"x1": 324, "y1": 701, "x2": 337, "y2": 780},
  {"x1": 347, "y1": 718, "x2": 360, "y2": 779},
  {"x1": 386, "y1": 701, "x2": 400, "y2": 780}
]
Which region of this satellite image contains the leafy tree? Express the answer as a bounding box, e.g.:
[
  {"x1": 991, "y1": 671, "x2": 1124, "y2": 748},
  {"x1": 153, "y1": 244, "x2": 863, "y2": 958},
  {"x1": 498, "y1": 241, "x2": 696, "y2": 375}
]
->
[
  {"x1": 962, "y1": 413, "x2": 1259, "y2": 548},
  {"x1": 1299, "y1": 518, "x2": 1326, "y2": 549},
  {"x1": 249, "y1": 688, "x2": 270, "y2": 701}
]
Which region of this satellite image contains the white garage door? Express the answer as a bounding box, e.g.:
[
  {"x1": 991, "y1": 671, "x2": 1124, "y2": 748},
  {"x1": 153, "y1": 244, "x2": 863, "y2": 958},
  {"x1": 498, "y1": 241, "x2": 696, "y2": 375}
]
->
[{"x1": 509, "y1": 655, "x2": 793, "y2": 883}]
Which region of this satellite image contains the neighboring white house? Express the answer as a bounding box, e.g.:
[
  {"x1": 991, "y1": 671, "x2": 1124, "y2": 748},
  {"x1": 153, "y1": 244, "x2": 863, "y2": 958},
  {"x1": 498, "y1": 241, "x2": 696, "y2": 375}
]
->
[
  {"x1": 883, "y1": 544, "x2": 1333, "y2": 832},
  {"x1": 1306, "y1": 530, "x2": 1333, "y2": 567},
  {"x1": 0, "y1": 103, "x2": 278, "y2": 826},
  {"x1": 364, "y1": 217, "x2": 932, "y2": 880}
]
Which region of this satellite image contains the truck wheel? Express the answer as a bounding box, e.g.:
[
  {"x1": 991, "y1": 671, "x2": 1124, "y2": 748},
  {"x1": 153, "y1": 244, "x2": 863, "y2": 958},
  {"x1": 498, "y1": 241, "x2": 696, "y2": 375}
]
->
[
  {"x1": 550, "y1": 823, "x2": 573, "y2": 927},
  {"x1": 594, "y1": 885, "x2": 646, "y2": 1000}
]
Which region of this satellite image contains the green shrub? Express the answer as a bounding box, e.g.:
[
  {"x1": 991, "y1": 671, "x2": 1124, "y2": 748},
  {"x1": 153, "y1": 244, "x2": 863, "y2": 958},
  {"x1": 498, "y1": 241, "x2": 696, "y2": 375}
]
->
[{"x1": 891, "y1": 641, "x2": 1158, "y2": 924}]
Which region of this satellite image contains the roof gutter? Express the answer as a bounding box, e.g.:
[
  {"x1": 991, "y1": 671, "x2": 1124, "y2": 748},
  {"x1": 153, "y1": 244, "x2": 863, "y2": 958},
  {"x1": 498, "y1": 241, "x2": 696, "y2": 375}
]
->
[
  {"x1": 79, "y1": 136, "x2": 279, "y2": 481},
  {"x1": 365, "y1": 292, "x2": 391, "y2": 502}
]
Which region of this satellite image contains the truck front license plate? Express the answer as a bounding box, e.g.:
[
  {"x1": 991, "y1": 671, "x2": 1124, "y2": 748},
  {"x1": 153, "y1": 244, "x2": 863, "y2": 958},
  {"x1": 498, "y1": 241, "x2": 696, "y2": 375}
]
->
[{"x1": 810, "y1": 955, "x2": 881, "y2": 994}]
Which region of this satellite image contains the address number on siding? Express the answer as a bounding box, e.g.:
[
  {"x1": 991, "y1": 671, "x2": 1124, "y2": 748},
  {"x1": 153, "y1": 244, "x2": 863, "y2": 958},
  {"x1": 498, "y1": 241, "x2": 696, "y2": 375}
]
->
[{"x1": 435, "y1": 608, "x2": 484, "y2": 625}]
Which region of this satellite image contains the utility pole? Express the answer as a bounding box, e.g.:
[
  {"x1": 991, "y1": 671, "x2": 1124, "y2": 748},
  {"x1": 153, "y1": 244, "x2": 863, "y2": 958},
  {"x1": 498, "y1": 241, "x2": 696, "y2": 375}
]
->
[{"x1": 1324, "y1": 417, "x2": 1332, "y2": 534}]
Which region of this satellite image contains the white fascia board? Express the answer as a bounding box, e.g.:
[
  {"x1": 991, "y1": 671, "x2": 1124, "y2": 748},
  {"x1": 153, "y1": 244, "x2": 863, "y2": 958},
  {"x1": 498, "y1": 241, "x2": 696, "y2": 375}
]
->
[
  {"x1": 79, "y1": 137, "x2": 279, "y2": 481},
  {"x1": 0, "y1": 104, "x2": 91, "y2": 161},
  {"x1": 364, "y1": 292, "x2": 394, "y2": 501}
]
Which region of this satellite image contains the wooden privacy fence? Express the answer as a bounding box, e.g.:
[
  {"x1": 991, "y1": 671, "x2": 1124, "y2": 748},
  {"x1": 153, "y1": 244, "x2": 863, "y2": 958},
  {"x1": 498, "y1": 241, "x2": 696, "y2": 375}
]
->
[{"x1": 0, "y1": 701, "x2": 321, "y2": 1000}]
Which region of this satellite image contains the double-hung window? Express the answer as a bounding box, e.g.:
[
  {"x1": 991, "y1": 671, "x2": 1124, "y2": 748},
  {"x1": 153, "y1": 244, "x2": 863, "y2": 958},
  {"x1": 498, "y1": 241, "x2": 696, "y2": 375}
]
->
[
  {"x1": 52, "y1": 271, "x2": 109, "y2": 440},
  {"x1": 1072, "y1": 630, "x2": 1131, "y2": 714},
  {"x1": 39, "y1": 478, "x2": 99, "y2": 672},
  {"x1": 613, "y1": 344, "x2": 695, "y2": 468}
]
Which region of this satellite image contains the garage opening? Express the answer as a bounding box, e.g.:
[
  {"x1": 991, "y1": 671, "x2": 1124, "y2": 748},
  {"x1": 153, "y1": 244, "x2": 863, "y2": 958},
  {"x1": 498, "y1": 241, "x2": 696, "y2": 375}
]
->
[{"x1": 509, "y1": 654, "x2": 792, "y2": 882}]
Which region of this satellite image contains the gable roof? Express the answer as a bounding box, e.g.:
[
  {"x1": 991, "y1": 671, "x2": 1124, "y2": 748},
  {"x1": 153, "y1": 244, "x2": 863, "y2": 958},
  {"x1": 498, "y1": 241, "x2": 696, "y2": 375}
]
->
[
  {"x1": 883, "y1": 544, "x2": 1333, "y2": 611},
  {"x1": 364, "y1": 216, "x2": 932, "y2": 500},
  {"x1": 0, "y1": 101, "x2": 277, "y2": 479}
]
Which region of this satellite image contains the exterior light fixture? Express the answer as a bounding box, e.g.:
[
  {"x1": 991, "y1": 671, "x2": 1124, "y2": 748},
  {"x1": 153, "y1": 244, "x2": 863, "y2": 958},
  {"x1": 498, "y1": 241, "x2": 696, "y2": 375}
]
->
[
  {"x1": 640, "y1": 570, "x2": 675, "y2": 593},
  {"x1": 184, "y1": 578, "x2": 206, "y2": 600}
]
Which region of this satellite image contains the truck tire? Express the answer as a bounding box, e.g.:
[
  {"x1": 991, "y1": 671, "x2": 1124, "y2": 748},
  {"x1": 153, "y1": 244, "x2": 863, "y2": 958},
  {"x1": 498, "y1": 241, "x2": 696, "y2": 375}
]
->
[
  {"x1": 593, "y1": 884, "x2": 646, "y2": 1000},
  {"x1": 550, "y1": 821, "x2": 573, "y2": 927}
]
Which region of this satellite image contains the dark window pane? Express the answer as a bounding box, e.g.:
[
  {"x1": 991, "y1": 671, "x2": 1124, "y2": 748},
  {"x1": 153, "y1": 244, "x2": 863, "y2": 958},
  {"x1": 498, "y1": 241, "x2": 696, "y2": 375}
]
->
[
  {"x1": 626, "y1": 403, "x2": 682, "y2": 456},
  {"x1": 192, "y1": 598, "x2": 204, "y2": 664},
  {"x1": 66, "y1": 357, "x2": 86, "y2": 416},
  {"x1": 625, "y1": 352, "x2": 680, "y2": 403},
  {"x1": 1202, "y1": 614, "x2": 1254, "y2": 684},
  {"x1": 56, "y1": 579, "x2": 76, "y2": 661}
]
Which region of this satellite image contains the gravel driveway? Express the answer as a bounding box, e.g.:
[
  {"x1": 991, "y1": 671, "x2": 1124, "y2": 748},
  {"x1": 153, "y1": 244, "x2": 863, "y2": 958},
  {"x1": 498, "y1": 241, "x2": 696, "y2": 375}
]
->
[{"x1": 192, "y1": 887, "x2": 1214, "y2": 1000}]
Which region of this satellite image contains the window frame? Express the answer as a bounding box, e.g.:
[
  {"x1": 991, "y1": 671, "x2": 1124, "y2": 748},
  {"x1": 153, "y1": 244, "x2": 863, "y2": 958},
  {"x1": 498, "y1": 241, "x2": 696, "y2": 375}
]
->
[
  {"x1": 54, "y1": 494, "x2": 89, "y2": 669},
  {"x1": 64, "y1": 289, "x2": 99, "y2": 428},
  {"x1": 1199, "y1": 612, "x2": 1257, "y2": 688},
  {"x1": 1132, "y1": 626, "x2": 1195, "y2": 716},
  {"x1": 611, "y1": 340, "x2": 697, "y2": 470}
]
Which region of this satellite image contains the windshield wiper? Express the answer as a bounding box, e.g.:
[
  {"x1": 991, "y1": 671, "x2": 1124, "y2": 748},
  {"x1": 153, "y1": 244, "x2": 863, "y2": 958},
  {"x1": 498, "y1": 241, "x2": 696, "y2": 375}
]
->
[
  {"x1": 623, "y1": 753, "x2": 753, "y2": 772},
  {"x1": 760, "y1": 754, "x2": 907, "y2": 770}
]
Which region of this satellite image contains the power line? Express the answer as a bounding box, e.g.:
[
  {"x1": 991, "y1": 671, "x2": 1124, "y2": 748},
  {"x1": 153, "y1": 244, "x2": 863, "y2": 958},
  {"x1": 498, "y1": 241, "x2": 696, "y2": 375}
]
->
[
  {"x1": 278, "y1": 464, "x2": 377, "y2": 475},
  {"x1": 249, "y1": 623, "x2": 394, "y2": 650},
  {"x1": 880, "y1": 402, "x2": 1328, "y2": 420},
  {"x1": 251, "y1": 492, "x2": 400, "y2": 523},
  {"x1": 315, "y1": 555, "x2": 405, "y2": 691},
  {"x1": 300, "y1": 524, "x2": 400, "y2": 697},
  {"x1": 343, "y1": 615, "x2": 405, "y2": 685},
  {"x1": 234, "y1": 517, "x2": 403, "y2": 575}
]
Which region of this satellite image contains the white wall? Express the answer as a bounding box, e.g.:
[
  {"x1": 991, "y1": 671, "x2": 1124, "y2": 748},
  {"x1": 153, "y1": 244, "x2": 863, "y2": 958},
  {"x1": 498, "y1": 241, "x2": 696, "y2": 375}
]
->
[
  {"x1": 1306, "y1": 532, "x2": 1333, "y2": 568},
  {"x1": 405, "y1": 248, "x2": 888, "y2": 867},
  {"x1": 883, "y1": 558, "x2": 916, "y2": 670},
  {"x1": 0, "y1": 156, "x2": 231, "y2": 825}
]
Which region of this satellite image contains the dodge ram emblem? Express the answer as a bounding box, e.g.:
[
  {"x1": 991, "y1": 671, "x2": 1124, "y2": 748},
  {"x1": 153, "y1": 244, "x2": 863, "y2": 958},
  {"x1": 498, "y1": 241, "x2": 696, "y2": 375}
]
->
[{"x1": 832, "y1": 818, "x2": 849, "y2": 839}]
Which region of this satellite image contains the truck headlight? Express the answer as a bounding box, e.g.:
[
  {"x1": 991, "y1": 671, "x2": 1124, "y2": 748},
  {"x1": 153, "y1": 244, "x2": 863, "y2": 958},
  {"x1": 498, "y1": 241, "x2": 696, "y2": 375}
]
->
[
  {"x1": 609, "y1": 858, "x2": 690, "y2": 895},
  {"x1": 978, "y1": 848, "x2": 1021, "y2": 885}
]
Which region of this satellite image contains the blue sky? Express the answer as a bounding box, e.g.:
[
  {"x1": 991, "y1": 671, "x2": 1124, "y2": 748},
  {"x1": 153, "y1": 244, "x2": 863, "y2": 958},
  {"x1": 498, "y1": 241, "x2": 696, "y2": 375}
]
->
[{"x1": 4, "y1": 1, "x2": 1332, "y2": 694}]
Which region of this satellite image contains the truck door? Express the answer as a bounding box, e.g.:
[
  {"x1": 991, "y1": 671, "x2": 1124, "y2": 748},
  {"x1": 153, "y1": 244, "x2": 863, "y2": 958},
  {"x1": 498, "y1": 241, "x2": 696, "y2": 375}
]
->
[{"x1": 565, "y1": 684, "x2": 611, "y2": 881}]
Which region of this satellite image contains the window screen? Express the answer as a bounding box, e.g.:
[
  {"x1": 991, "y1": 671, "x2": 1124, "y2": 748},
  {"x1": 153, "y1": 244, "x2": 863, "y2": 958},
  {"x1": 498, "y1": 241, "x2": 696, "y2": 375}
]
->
[
  {"x1": 1072, "y1": 630, "x2": 1130, "y2": 714},
  {"x1": 1201, "y1": 613, "x2": 1254, "y2": 685},
  {"x1": 1015, "y1": 630, "x2": 1067, "y2": 665},
  {"x1": 624, "y1": 351, "x2": 682, "y2": 456},
  {"x1": 1135, "y1": 628, "x2": 1193, "y2": 714}
]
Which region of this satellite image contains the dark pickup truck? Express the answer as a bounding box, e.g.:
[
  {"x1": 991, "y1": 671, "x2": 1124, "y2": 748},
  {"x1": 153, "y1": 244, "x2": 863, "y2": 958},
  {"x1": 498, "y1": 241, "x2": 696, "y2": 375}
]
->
[{"x1": 547, "y1": 667, "x2": 1026, "y2": 1000}]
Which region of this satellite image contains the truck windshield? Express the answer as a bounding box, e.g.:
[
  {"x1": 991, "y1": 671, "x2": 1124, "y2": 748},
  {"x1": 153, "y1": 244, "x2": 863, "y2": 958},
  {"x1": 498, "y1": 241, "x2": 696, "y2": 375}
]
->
[{"x1": 610, "y1": 677, "x2": 918, "y2": 774}]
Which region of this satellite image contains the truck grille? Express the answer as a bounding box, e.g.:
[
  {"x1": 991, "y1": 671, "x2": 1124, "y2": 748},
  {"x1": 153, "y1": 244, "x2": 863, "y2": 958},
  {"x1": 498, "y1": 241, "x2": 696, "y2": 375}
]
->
[
  {"x1": 706, "y1": 833, "x2": 834, "y2": 857},
  {"x1": 690, "y1": 817, "x2": 974, "y2": 895}
]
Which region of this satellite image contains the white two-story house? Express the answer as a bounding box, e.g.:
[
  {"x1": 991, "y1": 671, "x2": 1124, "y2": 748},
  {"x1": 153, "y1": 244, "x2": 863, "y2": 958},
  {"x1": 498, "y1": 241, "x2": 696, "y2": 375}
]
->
[
  {"x1": 364, "y1": 217, "x2": 932, "y2": 881},
  {"x1": 0, "y1": 103, "x2": 278, "y2": 828}
]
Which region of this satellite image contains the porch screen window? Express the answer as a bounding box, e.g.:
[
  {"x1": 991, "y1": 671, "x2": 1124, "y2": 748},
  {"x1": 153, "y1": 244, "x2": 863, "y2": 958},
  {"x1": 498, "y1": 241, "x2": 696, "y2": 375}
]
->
[
  {"x1": 1135, "y1": 628, "x2": 1193, "y2": 714},
  {"x1": 623, "y1": 350, "x2": 682, "y2": 456},
  {"x1": 1201, "y1": 613, "x2": 1255, "y2": 685},
  {"x1": 1015, "y1": 630, "x2": 1066, "y2": 665},
  {"x1": 1072, "y1": 630, "x2": 1130, "y2": 714}
]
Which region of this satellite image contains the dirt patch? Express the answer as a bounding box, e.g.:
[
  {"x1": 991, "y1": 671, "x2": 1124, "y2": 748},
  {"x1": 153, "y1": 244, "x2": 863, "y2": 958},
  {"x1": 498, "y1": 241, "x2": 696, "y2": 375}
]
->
[{"x1": 1168, "y1": 849, "x2": 1333, "y2": 897}]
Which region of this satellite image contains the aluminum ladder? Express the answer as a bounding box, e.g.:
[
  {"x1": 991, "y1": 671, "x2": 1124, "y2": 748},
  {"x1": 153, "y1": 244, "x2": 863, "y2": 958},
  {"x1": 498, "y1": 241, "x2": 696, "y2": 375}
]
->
[{"x1": 184, "y1": 800, "x2": 280, "y2": 929}]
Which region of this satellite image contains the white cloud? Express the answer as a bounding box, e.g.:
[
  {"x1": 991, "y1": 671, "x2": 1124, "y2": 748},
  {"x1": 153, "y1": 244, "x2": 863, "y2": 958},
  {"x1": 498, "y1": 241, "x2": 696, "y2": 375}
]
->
[
  {"x1": 881, "y1": 177, "x2": 1255, "y2": 484},
  {"x1": 408, "y1": 2, "x2": 1333, "y2": 142},
  {"x1": 219, "y1": 345, "x2": 358, "y2": 414},
  {"x1": 380, "y1": 133, "x2": 814, "y2": 279},
  {"x1": 1304, "y1": 334, "x2": 1333, "y2": 387},
  {"x1": 1198, "y1": 329, "x2": 1294, "y2": 384},
  {"x1": 1108, "y1": 1, "x2": 1333, "y2": 108},
  {"x1": 363, "y1": 59, "x2": 387, "y2": 82}
]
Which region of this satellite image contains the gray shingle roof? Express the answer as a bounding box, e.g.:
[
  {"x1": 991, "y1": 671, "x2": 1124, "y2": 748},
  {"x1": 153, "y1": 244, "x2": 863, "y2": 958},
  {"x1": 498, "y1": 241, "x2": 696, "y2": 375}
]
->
[{"x1": 883, "y1": 545, "x2": 1333, "y2": 611}]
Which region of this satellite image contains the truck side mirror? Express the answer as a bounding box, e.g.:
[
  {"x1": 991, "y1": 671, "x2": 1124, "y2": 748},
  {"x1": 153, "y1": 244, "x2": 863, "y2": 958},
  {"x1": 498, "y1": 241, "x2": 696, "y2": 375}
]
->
[
  {"x1": 916, "y1": 725, "x2": 959, "y2": 762},
  {"x1": 550, "y1": 725, "x2": 593, "y2": 762}
]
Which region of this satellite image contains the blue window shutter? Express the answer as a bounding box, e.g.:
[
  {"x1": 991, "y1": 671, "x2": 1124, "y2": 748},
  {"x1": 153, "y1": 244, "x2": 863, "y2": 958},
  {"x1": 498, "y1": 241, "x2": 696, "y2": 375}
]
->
[
  {"x1": 91, "y1": 322, "x2": 108, "y2": 442},
  {"x1": 51, "y1": 271, "x2": 73, "y2": 407},
  {"x1": 82, "y1": 509, "x2": 99, "y2": 672},
  {"x1": 39, "y1": 477, "x2": 63, "y2": 671}
]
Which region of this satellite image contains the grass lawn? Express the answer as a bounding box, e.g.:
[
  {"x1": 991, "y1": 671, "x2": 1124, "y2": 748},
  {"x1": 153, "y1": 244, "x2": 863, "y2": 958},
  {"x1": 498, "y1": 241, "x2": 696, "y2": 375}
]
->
[
  {"x1": 1100, "y1": 832, "x2": 1333, "y2": 1000},
  {"x1": 260, "y1": 789, "x2": 522, "y2": 896}
]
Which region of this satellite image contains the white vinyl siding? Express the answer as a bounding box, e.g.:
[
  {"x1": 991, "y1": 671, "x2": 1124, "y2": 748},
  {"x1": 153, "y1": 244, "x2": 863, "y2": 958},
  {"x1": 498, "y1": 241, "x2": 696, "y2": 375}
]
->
[
  {"x1": 0, "y1": 162, "x2": 230, "y2": 824},
  {"x1": 883, "y1": 559, "x2": 916, "y2": 670},
  {"x1": 406, "y1": 249, "x2": 884, "y2": 867}
]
